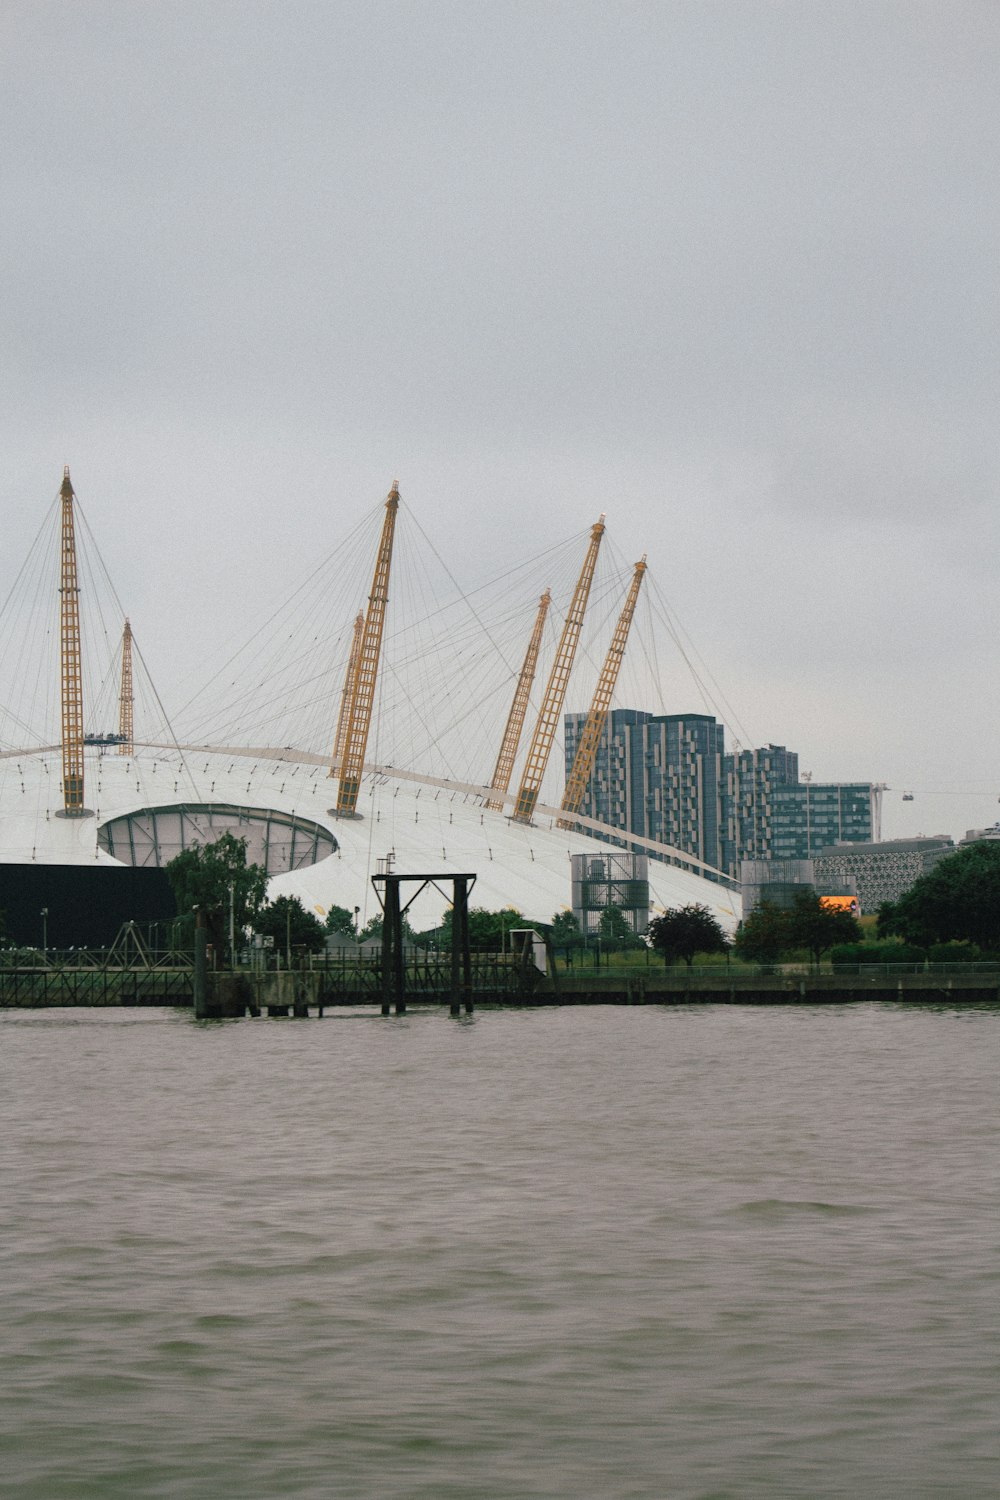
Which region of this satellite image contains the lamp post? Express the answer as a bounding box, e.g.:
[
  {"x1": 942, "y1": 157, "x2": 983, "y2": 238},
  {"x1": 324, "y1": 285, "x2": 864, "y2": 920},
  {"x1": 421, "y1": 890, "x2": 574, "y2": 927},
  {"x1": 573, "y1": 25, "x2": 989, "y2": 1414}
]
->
[{"x1": 40, "y1": 907, "x2": 48, "y2": 952}]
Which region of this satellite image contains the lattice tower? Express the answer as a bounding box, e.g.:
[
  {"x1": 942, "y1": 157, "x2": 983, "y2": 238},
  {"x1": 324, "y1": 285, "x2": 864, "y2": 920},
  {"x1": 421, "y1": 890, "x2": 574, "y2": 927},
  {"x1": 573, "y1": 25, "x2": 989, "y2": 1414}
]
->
[
  {"x1": 558, "y1": 554, "x2": 647, "y2": 829},
  {"x1": 335, "y1": 484, "x2": 399, "y2": 816},
  {"x1": 328, "y1": 610, "x2": 365, "y2": 776},
  {"x1": 59, "y1": 467, "x2": 86, "y2": 814},
  {"x1": 118, "y1": 618, "x2": 134, "y2": 755},
  {"x1": 512, "y1": 516, "x2": 605, "y2": 825},
  {"x1": 485, "y1": 589, "x2": 551, "y2": 811}
]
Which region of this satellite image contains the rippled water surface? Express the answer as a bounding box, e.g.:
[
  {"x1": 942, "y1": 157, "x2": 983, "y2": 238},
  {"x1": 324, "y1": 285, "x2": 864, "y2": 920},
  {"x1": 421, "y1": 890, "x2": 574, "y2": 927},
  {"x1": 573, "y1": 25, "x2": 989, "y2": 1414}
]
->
[{"x1": 2, "y1": 1004, "x2": 998, "y2": 1498}]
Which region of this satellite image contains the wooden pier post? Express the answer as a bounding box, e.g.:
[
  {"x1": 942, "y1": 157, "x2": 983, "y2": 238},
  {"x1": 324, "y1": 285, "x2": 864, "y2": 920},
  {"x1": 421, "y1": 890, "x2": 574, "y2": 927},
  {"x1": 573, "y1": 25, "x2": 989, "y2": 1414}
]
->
[
  {"x1": 451, "y1": 875, "x2": 473, "y2": 1014},
  {"x1": 381, "y1": 876, "x2": 406, "y2": 1014},
  {"x1": 193, "y1": 907, "x2": 208, "y2": 1019}
]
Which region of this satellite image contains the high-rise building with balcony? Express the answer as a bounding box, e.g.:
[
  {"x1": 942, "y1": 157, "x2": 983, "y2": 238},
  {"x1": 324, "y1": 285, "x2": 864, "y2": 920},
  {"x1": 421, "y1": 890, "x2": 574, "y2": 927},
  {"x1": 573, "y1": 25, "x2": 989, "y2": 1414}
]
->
[
  {"x1": 770, "y1": 782, "x2": 876, "y2": 860},
  {"x1": 722, "y1": 744, "x2": 800, "y2": 867},
  {"x1": 565, "y1": 710, "x2": 877, "y2": 877},
  {"x1": 564, "y1": 708, "x2": 726, "y2": 874}
]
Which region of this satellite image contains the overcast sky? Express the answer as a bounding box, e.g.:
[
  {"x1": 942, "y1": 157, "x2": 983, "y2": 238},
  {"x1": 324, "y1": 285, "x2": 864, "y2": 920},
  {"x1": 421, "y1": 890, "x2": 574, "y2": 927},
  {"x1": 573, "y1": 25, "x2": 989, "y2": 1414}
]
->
[{"x1": 2, "y1": 1, "x2": 997, "y2": 840}]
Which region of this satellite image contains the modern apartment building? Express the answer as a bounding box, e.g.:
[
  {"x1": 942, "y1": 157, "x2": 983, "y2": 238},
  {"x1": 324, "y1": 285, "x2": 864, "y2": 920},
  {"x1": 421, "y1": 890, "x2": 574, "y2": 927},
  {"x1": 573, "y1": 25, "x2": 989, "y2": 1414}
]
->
[
  {"x1": 769, "y1": 782, "x2": 876, "y2": 860},
  {"x1": 722, "y1": 744, "x2": 800, "y2": 867},
  {"x1": 565, "y1": 709, "x2": 876, "y2": 876},
  {"x1": 564, "y1": 709, "x2": 726, "y2": 874}
]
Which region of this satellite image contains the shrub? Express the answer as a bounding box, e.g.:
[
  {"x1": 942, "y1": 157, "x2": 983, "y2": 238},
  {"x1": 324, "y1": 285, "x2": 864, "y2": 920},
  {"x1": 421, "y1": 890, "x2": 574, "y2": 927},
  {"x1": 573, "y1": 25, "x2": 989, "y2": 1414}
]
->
[
  {"x1": 831, "y1": 942, "x2": 927, "y2": 967},
  {"x1": 927, "y1": 942, "x2": 983, "y2": 964}
]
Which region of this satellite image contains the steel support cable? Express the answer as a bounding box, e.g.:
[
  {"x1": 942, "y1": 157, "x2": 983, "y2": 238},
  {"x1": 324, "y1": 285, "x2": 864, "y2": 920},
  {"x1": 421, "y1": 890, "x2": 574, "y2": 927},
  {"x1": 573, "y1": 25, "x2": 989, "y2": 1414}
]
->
[
  {"x1": 74, "y1": 513, "x2": 119, "y2": 711},
  {"x1": 0, "y1": 498, "x2": 59, "y2": 624},
  {"x1": 171, "y1": 501, "x2": 382, "y2": 725},
  {"x1": 378, "y1": 651, "x2": 516, "y2": 785},
  {"x1": 402, "y1": 507, "x2": 589, "y2": 680},
  {"x1": 559, "y1": 563, "x2": 638, "y2": 692},
  {"x1": 4, "y1": 552, "x2": 52, "y2": 749},
  {"x1": 630, "y1": 586, "x2": 661, "y2": 712},
  {"x1": 377, "y1": 538, "x2": 583, "y2": 702},
  {"x1": 0, "y1": 505, "x2": 59, "y2": 751},
  {"x1": 200, "y1": 636, "x2": 350, "y2": 735},
  {"x1": 383, "y1": 589, "x2": 557, "y2": 686},
  {"x1": 396, "y1": 535, "x2": 507, "y2": 781},
  {"x1": 187, "y1": 586, "x2": 355, "y2": 740},
  {"x1": 643, "y1": 571, "x2": 755, "y2": 751},
  {"x1": 437, "y1": 546, "x2": 587, "y2": 780},
  {"x1": 182, "y1": 597, "x2": 357, "y2": 747},
  {"x1": 599, "y1": 531, "x2": 660, "y2": 698},
  {"x1": 373, "y1": 526, "x2": 477, "y2": 781},
  {"x1": 390, "y1": 526, "x2": 443, "y2": 769},
  {"x1": 216, "y1": 572, "x2": 367, "y2": 747},
  {"x1": 602, "y1": 526, "x2": 746, "y2": 739},
  {"x1": 72, "y1": 500, "x2": 202, "y2": 793}
]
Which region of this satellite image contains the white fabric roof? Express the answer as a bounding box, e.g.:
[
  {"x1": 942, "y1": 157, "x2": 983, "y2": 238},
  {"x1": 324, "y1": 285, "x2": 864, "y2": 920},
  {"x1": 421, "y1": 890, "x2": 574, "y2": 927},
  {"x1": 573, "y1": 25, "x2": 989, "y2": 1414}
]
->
[{"x1": 0, "y1": 746, "x2": 740, "y2": 933}]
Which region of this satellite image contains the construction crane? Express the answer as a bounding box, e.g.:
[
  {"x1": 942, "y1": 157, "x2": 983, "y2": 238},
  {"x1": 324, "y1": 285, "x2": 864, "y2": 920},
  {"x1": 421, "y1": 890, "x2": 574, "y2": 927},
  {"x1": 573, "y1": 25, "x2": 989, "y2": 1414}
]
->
[
  {"x1": 512, "y1": 515, "x2": 605, "y2": 825},
  {"x1": 334, "y1": 484, "x2": 399, "y2": 816},
  {"x1": 59, "y1": 467, "x2": 86, "y2": 814},
  {"x1": 485, "y1": 589, "x2": 551, "y2": 812},
  {"x1": 558, "y1": 554, "x2": 647, "y2": 830},
  {"x1": 328, "y1": 610, "x2": 365, "y2": 776},
  {"x1": 118, "y1": 618, "x2": 133, "y2": 756}
]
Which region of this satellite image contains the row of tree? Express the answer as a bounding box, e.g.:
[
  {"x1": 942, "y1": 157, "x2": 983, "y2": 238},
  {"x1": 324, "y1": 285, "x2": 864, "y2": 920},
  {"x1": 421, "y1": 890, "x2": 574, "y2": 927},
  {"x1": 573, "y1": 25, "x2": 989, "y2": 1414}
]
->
[
  {"x1": 645, "y1": 843, "x2": 1000, "y2": 966},
  {"x1": 876, "y1": 841, "x2": 1000, "y2": 951},
  {"x1": 168, "y1": 831, "x2": 1000, "y2": 969},
  {"x1": 164, "y1": 834, "x2": 537, "y2": 960}
]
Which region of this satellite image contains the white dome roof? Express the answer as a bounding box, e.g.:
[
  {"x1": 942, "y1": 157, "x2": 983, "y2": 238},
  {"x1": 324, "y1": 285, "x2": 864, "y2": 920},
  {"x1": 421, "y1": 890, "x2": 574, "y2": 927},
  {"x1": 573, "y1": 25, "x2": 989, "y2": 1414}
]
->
[{"x1": 0, "y1": 745, "x2": 740, "y2": 933}]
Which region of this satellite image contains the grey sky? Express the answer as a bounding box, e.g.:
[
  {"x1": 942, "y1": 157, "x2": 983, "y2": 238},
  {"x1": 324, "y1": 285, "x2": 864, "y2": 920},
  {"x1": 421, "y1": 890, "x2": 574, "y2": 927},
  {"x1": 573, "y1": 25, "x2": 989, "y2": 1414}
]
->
[{"x1": 1, "y1": 1, "x2": 997, "y2": 838}]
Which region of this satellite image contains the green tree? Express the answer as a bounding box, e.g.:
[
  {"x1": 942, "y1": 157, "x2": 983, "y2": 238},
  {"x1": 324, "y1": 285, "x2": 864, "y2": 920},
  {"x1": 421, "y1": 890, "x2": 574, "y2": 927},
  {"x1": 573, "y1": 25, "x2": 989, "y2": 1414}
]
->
[
  {"x1": 787, "y1": 889, "x2": 861, "y2": 966},
  {"x1": 166, "y1": 833, "x2": 269, "y2": 961},
  {"x1": 597, "y1": 903, "x2": 637, "y2": 946},
  {"x1": 733, "y1": 899, "x2": 788, "y2": 963},
  {"x1": 358, "y1": 912, "x2": 418, "y2": 945},
  {"x1": 255, "y1": 894, "x2": 326, "y2": 954},
  {"x1": 647, "y1": 904, "x2": 729, "y2": 967},
  {"x1": 875, "y1": 900, "x2": 899, "y2": 939},
  {"x1": 440, "y1": 905, "x2": 526, "y2": 951},
  {"x1": 550, "y1": 910, "x2": 582, "y2": 948},
  {"x1": 324, "y1": 904, "x2": 358, "y2": 937},
  {"x1": 883, "y1": 842, "x2": 1000, "y2": 950}
]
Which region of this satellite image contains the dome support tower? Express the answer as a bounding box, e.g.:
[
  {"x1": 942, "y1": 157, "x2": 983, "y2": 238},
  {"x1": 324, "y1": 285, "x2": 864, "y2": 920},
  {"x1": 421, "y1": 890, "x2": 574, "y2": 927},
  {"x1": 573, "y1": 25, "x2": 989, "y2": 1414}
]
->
[
  {"x1": 118, "y1": 618, "x2": 134, "y2": 756},
  {"x1": 486, "y1": 589, "x2": 551, "y2": 811},
  {"x1": 511, "y1": 515, "x2": 605, "y2": 825},
  {"x1": 333, "y1": 484, "x2": 400, "y2": 816},
  {"x1": 558, "y1": 554, "x2": 646, "y2": 829},
  {"x1": 58, "y1": 467, "x2": 87, "y2": 815},
  {"x1": 329, "y1": 610, "x2": 365, "y2": 776}
]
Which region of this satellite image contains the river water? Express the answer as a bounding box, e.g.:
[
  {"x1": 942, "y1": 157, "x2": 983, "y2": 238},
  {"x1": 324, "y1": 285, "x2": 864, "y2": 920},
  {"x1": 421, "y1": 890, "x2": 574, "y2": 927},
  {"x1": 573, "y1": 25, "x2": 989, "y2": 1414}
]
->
[{"x1": 2, "y1": 1003, "x2": 998, "y2": 1499}]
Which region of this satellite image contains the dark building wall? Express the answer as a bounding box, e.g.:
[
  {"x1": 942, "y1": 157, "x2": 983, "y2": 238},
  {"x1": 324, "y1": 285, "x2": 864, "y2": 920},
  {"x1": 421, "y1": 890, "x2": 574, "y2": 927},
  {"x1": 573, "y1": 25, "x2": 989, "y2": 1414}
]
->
[{"x1": 0, "y1": 864, "x2": 177, "y2": 948}]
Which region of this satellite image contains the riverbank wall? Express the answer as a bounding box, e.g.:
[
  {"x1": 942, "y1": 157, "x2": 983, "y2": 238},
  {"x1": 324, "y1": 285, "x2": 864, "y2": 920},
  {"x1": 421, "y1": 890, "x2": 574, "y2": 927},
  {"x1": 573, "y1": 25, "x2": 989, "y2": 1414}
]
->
[{"x1": 3, "y1": 965, "x2": 999, "y2": 1011}]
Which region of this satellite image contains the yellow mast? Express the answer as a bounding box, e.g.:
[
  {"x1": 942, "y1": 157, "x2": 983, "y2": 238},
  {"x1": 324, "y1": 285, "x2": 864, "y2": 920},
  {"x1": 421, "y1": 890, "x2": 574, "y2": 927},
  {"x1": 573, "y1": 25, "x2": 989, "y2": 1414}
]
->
[
  {"x1": 512, "y1": 515, "x2": 605, "y2": 825},
  {"x1": 485, "y1": 589, "x2": 551, "y2": 812},
  {"x1": 334, "y1": 483, "x2": 400, "y2": 816},
  {"x1": 558, "y1": 555, "x2": 647, "y2": 829},
  {"x1": 59, "y1": 467, "x2": 86, "y2": 814},
  {"x1": 328, "y1": 610, "x2": 365, "y2": 776},
  {"x1": 118, "y1": 618, "x2": 134, "y2": 756}
]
